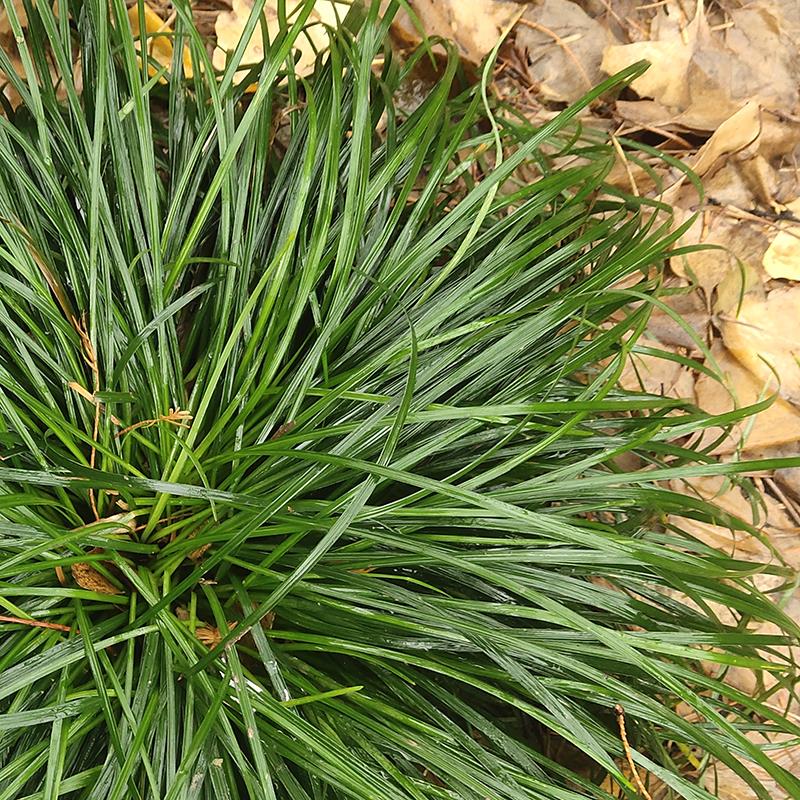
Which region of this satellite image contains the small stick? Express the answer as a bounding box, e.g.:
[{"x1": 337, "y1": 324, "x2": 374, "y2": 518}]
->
[
  {"x1": 614, "y1": 704, "x2": 653, "y2": 800},
  {"x1": 616, "y1": 122, "x2": 694, "y2": 150},
  {"x1": 611, "y1": 134, "x2": 640, "y2": 197},
  {"x1": 0, "y1": 615, "x2": 74, "y2": 633},
  {"x1": 764, "y1": 477, "x2": 800, "y2": 528}
]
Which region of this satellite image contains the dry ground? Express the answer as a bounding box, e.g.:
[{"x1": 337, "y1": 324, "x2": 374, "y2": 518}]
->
[{"x1": 2, "y1": 0, "x2": 799, "y2": 796}]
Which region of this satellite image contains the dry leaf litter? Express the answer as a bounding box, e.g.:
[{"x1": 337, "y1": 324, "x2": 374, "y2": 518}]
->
[{"x1": 3, "y1": 0, "x2": 800, "y2": 795}]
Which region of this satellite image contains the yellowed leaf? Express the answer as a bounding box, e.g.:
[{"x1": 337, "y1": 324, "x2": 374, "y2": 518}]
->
[
  {"x1": 691, "y1": 101, "x2": 761, "y2": 177},
  {"x1": 603, "y1": 0, "x2": 799, "y2": 130},
  {"x1": 763, "y1": 198, "x2": 800, "y2": 280},
  {"x1": 127, "y1": 4, "x2": 193, "y2": 80},
  {"x1": 670, "y1": 206, "x2": 771, "y2": 299},
  {"x1": 388, "y1": 0, "x2": 518, "y2": 65},
  {"x1": 695, "y1": 342, "x2": 800, "y2": 454},
  {"x1": 214, "y1": 0, "x2": 349, "y2": 86},
  {"x1": 601, "y1": 0, "x2": 706, "y2": 110},
  {"x1": 721, "y1": 287, "x2": 800, "y2": 405}
]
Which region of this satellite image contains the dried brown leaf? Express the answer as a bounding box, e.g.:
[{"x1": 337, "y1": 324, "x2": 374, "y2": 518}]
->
[
  {"x1": 188, "y1": 542, "x2": 211, "y2": 561},
  {"x1": 695, "y1": 342, "x2": 800, "y2": 454},
  {"x1": 214, "y1": 0, "x2": 349, "y2": 85},
  {"x1": 388, "y1": 0, "x2": 518, "y2": 65},
  {"x1": 195, "y1": 621, "x2": 236, "y2": 648},
  {"x1": 691, "y1": 102, "x2": 762, "y2": 178},
  {"x1": 762, "y1": 198, "x2": 800, "y2": 280},
  {"x1": 670, "y1": 205, "x2": 772, "y2": 299},
  {"x1": 0, "y1": 2, "x2": 26, "y2": 37},
  {"x1": 618, "y1": 337, "x2": 694, "y2": 400},
  {"x1": 720, "y1": 286, "x2": 800, "y2": 405},
  {"x1": 704, "y1": 732, "x2": 800, "y2": 800},
  {"x1": 603, "y1": 0, "x2": 800, "y2": 131},
  {"x1": 670, "y1": 215, "x2": 734, "y2": 296},
  {"x1": 71, "y1": 562, "x2": 122, "y2": 596},
  {"x1": 669, "y1": 474, "x2": 796, "y2": 562},
  {"x1": 516, "y1": 0, "x2": 618, "y2": 104},
  {"x1": 646, "y1": 290, "x2": 710, "y2": 351},
  {"x1": 601, "y1": 0, "x2": 708, "y2": 112}
]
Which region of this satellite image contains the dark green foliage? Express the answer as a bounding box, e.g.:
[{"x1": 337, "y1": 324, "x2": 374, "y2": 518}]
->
[{"x1": 0, "y1": 0, "x2": 798, "y2": 798}]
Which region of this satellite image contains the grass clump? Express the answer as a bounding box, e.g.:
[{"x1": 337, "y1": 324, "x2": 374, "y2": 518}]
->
[{"x1": 0, "y1": 0, "x2": 798, "y2": 798}]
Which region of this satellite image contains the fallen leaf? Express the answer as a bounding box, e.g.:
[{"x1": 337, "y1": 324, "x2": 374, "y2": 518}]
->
[
  {"x1": 691, "y1": 102, "x2": 762, "y2": 178},
  {"x1": 739, "y1": 154, "x2": 781, "y2": 209},
  {"x1": 214, "y1": 0, "x2": 349, "y2": 84},
  {"x1": 704, "y1": 732, "x2": 800, "y2": 800},
  {"x1": 188, "y1": 541, "x2": 212, "y2": 561},
  {"x1": 0, "y1": 29, "x2": 25, "y2": 110},
  {"x1": 577, "y1": 0, "x2": 656, "y2": 43},
  {"x1": 195, "y1": 621, "x2": 236, "y2": 648},
  {"x1": 618, "y1": 337, "x2": 695, "y2": 402},
  {"x1": 667, "y1": 470, "x2": 800, "y2": 800},
  {"x1": 669, "y1": 474, "x2": 796, "y2": 564},
  {"x1": 669, "y1": 214, "x2": 733, "y2": 296},
  {"x1": 601, "y1": 0, "x2": 707, "y2": 111},
  {"x1": 720, "y1": 287, "x2": 800, "y2": 405},
  {"x1": 671, "y1": 208, "x2": 772, "y2": 301},
  {"x1": 0, "y1": 1, "x2": 26, "y2": 36},
  {"x1": 758, "y1": 112, "x2": 800, "y2": 163},
  {"x1": 602, "y1": 0, "x2": 800, "y2": 131},
  {"x1": 716, "y1": 588, "x2": 800, "y2": 685},
  {"x1": 127, "y1": 4, "x2": 194, "y2": 80},
  {"x1": 763, "y1": 198, "x2": 800, "y2": 280},
  {"x1": 703, "y1": 168, "x2": 752, "y2": 211},
  {"x1": 388, "y1": 0, "x2": 518, "y2": 65},
  {"x1": 713, "y1": 263, "x2": 762, "y2": 318},
  {"x1": 71, "y1": 562, "x2": 121, "y2": 596},
  {"x1": 661, "y1": 103, "x2": 764, "y2": 219},
  {"x1": 718, "y1": 1, "x2": 800, "y2": 115},
  {"x1": 694, "y1": 342, "x2": 800, "y2": 454},
  {"x1": 516, "y1": 0, "x2": 619, "y2": 104},
  {"x1": 613, "y1": 98, "x2": 684, "y2": 130},
  {"x1": 646, "y1": 289, "x2": 710, "y2": 352}
]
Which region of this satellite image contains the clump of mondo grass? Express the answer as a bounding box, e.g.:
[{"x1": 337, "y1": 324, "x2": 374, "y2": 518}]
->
[{"x1": 0, "y1": 1, "x2": 798, "y2": 798}]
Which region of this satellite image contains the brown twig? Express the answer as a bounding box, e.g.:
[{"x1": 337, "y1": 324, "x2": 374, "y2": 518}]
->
[
  {"x1": 598, "y1": 0, "x2": 647, "y2": 38},
  {"x1": 764, "y1": 477, "x2": 800, "y2": 528},
  {"x1": 0, "y1": 615, "x2": 74, "y2": 633},
  {"x1": 614, "y1": 704, "x2": 653, "y2": 800},
  {"x1": 611, "y1": 134, "x2": 640, "y2": 197},
  {"x1": 615, "y1": 121, "x2": 694, "y2": 150}
]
